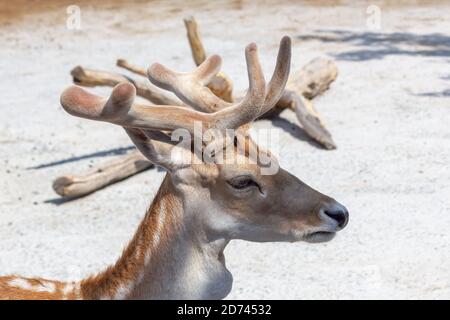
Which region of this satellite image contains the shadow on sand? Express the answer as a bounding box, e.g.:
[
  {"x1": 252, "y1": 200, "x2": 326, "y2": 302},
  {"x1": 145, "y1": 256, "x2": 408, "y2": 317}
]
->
[
  {"x1": 28, "y1": 146, "x2": 136, "y2": 170},
  {"x1": 296, "y1": 30, "x2": 450, "y2": 61},
  {"x1": 296, "y1": 30, "x2": 450, "y2": 97}
]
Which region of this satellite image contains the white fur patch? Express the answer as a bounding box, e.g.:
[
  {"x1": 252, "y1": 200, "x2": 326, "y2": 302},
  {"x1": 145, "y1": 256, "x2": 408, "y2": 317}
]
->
[
  {"x1": 34, "y1": 281, "x2": 56, "y2": 293},
  {"x1": 62, "y1": 282, "x2": 81, "y2": 299},
  {"x1": 62, "y1": 283, "x2": 74, "y2": 295},
  {"x1": 8, "y1": 278, "x2": 32, "y2": 290},
  {"x1": 112, "y1": 282, "x2": 134, "y2": 300},
  {"x1": 8, "y1": 278, "x2": 56, "y2": 293}
]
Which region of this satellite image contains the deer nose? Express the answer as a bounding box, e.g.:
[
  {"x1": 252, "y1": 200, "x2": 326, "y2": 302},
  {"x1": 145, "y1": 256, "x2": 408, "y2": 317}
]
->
[{"x1": 321, "y1": 202, "x2": 349, "y2": 229}]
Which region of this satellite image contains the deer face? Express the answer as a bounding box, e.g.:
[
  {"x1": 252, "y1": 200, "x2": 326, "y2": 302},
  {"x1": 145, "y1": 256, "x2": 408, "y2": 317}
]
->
[
  {"x1": 212, "y1": 168, "x2": 347, "y2": 243},
  {"x1": 60, "y1": 36, "x2": 348, "y2": 244},
  {"x1": 171, "y1": 142, "x2": 348, "y2": 244}
]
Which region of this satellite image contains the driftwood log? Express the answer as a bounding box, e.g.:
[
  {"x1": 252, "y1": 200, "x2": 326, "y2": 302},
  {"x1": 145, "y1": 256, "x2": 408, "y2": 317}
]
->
[
  {"x1": 184, "y1": 16, "x2": 234, "y2": 102},
  {"x1": 71, "y1": 66, "x2": 181, "y2": 106},
  {"x1": 116, "y1": 58, "x2": 147, "y2": 77},
  {"x1": 53, "y1": 151, "x2": 153, "y2": 198},
  {"x1": 287, "y1": 57, "x2": 338, "y2": 100},
  {"x1": 278, "y1": 89, "x2": 336, "y2": 149},
  {"x1": 274, "y1": 57, "x2": 338, "y2": 149}
]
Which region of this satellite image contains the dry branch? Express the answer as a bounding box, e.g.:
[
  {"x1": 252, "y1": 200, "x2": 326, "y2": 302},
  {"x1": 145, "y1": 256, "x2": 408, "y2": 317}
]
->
[
  {"x1": 278, "y1": 90, "x2": 336, "y2": 149},
  {"x1": 53, "y1": 151, "x2": 153, "y2": 198},
  {"x1": 71, "y1": 66, "x2": 181, "y2": 106},
  {"x1": 286, "y1": 57, "x2": 338, "y2": 99},
  {"x1": 184, "y1": 16, "x2": 233, "y2": 102},
  {"x1": 184, "y1": 16, "x2": 207, "y2": 66},
  {"x1": 116, "y1": 59, "x2": 147, "y2": 77},
  {"x1": 271, "y1": 57, "x2": 338, "y2": 149}
]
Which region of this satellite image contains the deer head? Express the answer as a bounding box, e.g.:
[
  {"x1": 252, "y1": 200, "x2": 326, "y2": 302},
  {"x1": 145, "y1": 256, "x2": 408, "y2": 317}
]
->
[{"x1": 60, "y1": 36, "x2": 348, "y2": 246}]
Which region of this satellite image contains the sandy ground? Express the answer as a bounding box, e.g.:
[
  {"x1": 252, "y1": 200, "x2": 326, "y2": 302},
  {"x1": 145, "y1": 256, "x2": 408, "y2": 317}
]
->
[{"x1": 0, "y1": 0, "x2": 449, "y2": 299}]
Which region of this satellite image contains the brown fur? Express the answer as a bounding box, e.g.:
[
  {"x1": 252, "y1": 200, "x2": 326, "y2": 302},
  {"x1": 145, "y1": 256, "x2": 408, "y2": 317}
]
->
[
  {"x1": 0, "y1": 276, "x2": 77, "y2": 300},
  {"x1": 0, "y1": 175, "x2": 179, "y2": 300},
  {"x1": 80, "y1": 174, "x2": 180, "y2": 299}
]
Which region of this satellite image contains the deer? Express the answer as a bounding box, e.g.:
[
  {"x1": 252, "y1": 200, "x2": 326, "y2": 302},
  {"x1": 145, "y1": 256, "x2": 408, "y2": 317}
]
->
[{"x1": 0, "y1": 36, "x2": 348, "y2": 300}]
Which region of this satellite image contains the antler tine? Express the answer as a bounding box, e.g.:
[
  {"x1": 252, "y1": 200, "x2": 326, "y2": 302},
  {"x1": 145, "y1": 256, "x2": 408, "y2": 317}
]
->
[
  {"x1": 148, "y1": 42, "x2": 266, "y2": 130},
  {"x1": 193, "y1": 54, "x2": 222, "y2": 85},
  {"x1": 60, "y1": 82, "x2": 212, "y2": 133},
  {"x1": 148, "y1": 55, "x2": 230, "y2": 112},
  {"x1": 60, "y1": 82, "x2": 135, "y2": 120},
  {"x1": 258, "y1": 36, "x2": 292, "y2": 117},
  {"x1": 147, "y1": 37, "x2": 289, "y2": 129},
  {"x1": 124, "y1": 127, "x2": 176, "y2": 170},
  {"x1": 213, "y1": 42, "x2": 266, "y2": 129}
]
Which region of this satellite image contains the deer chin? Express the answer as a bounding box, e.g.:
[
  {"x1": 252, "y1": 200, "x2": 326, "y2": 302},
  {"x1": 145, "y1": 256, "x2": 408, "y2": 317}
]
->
[
  {"x1": 289, "y1": 226, "x2": 337, "y2": 243},
  {"x1": 303, "y1": 231, "x2": 336, "y2": 243}
]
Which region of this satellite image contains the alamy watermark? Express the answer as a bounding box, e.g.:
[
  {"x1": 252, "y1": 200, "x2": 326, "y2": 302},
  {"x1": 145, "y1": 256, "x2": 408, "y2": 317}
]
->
[
  {"x1": 66, "y1": 5, "x2": 81, "y2": 30},
  {"x1": 169, "y1": 122, "x2": 281, "y2": 176},
  {"x1": 366, "y1": 4, "x2": 381, "y2": 30}
]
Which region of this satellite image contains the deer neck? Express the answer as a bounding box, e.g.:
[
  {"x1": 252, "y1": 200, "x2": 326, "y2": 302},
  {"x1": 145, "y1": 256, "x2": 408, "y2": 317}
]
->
[{"x1": 79, "y1": 174, "x2": 232, "y2": 300}]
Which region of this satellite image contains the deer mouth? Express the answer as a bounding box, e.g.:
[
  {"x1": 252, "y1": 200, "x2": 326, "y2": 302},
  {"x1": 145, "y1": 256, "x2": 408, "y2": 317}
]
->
[{"x1": 304, "y1": 231, "x2": 336, "y2": 243}]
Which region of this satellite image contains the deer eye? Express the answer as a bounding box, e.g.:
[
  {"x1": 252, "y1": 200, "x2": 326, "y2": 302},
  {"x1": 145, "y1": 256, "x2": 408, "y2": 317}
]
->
[{"x1": 228, "y1": 176, "x2": 259, "y2": 190}]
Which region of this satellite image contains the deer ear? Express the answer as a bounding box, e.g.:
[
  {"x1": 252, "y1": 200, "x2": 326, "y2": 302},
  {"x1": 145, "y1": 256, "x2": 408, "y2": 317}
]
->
[
  {"x1": 125, "y1": 128, "x2": 176, "y2": 171},
  {"x1": 124, "y1": 128, "x2": 193, "y2": 172}
]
